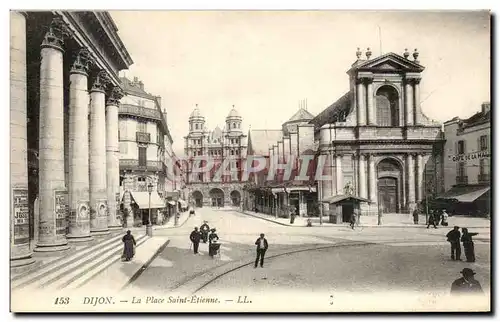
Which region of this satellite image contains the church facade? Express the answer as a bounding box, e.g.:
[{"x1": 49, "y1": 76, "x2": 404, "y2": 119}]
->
[
  {"x1": 183, "y1": 105, "x2": 248, "y2": 207},
  {"x1": 310, "y1": 48, "x2": 445, "y2": 219}
]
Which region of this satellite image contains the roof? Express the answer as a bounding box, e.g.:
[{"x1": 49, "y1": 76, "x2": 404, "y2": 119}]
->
[
  {"x1": 321, "y1": 194, "x2": 370, "y2": 204},
  {"x1": 436, "y1": 186, "x2": 490, "y2": 203},
  {"x1": 120, "y1": 77, "x2": 155, "y2": 99},
  {"x1": 285, "y1": 108, "x2": 315, "y2": 123},
  {"x1": 247, "y1": 129, "x2": 283, "y2": 155},
  {"x1": 309, "y1": 91, "x2": 352, "y2": 128},
  {"x1": 348, "y1": 52, "x2": 425, "y2": 74},
  {"x1": 190, "y1": 107, "x2": 204, "y2": 118},
  {"x1": 460, "y1": 110, "x2": 491, "y2": 129},
  {"x1": 227, "y1": 108, "x2": 241, "y2": 118}
]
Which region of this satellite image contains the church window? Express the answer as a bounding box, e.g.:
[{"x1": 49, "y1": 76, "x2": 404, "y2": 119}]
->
[{"x1": 376, "y1": 85, "x2": 399, "y2": 126}]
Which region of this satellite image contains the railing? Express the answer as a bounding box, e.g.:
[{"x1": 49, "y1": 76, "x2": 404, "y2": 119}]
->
[
  {"x1": 478, "y1": 173, "x2": 490, "y2": 184},
  {"x1": 456, "y1": 176, "x2": 468, "y2": 185},
  {"x1": 136, "y1": 131, "x2": 151, "y2": 143},
  {"x1": 119, "y1": 104, "x2": 162, "y2": 120},
  {"x1": 120, "y1": 159, "x2": 163, "y2": 172}
]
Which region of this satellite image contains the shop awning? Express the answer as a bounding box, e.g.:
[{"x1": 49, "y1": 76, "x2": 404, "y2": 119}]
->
[
  {"x1": 322, "y1": 194, "x2": 370, "y2": 204},
  {"x1": 167, "y1": 200, "x2": 176, "y2": 206},
  {"x1": 178, "y1": 199, "x2": 188, "y2": 208},
  {"x1": 436, "y1": 186, "x2": 490, "y2": 203},
  {"x1": 129, "y1": 191, "x2": 166, "y2": 209}
]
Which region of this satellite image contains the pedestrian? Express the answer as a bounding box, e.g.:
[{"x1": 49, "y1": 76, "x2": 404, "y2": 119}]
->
[
  {"x1": 461, "y1": 228, "x2": 478, "y2": 262},
  {"x1": 254, "y1": 233, "x2": 268, "y2": 268},
  {"x1": 208, "y1": 228, "x2": 220, "y2": 258},
  {"x1": 450, "y1": 268, "x2": 483, "y2": 295},
  {"x1": 427, "y1": 211, "x2": 437, "y2": 229},
  {"x1": 189, "y1": 227, "x2": 201, "y2": 254},
  {"x1": 200, "y1": 221, "x2": 210, "y2": 243},
  {"x1": 290, "y1": 207, "x2": 297, "y2": 224},
  {"x1": 349, "y1": 211, "x2": 356, "y2": 230},
  {"x1": 441, "y1": 209, "x2": 449, "y2": 227},
  {"x1": 122, "y1": 230, "x2": 136, "y2": 261},
  {"x1": 412, "y1": 207, "x2": 419, "y2": 224},
  {"x1": 446, "y1": 226, "x2": 461, "y2": 261}
]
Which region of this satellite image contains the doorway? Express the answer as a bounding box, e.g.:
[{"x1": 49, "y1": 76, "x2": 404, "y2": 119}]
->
[
  {"x1": 378, "y1": 177, "x2": 398, "y2": 213},
  {"x1": 342, "y1": 203, "x2": 354, "y2": 222}
]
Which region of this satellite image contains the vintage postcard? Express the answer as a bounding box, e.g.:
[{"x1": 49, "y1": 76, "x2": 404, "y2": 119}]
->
[{"x1": 9, "y1": 10, "x2": 491, "y2": 313}]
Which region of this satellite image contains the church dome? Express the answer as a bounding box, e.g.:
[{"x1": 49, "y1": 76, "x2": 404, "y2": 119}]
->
[
  {"x1": 227, "y1": 106, "x2": 242, "y2": 119},
  {"x1": 189, "y1": 104, "x2": 204, "y2": 119}
]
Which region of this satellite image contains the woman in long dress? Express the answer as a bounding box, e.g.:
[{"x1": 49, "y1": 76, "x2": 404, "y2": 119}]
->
[
  {"x1": 122, "y1": 230, "x2": 136, "y2": 261},
  {"x1": 208, "y1": 228, "x2": 220, "y2": 257},
  {"x1": 461, "y1": 228, "x2": 478, "y2": 262}
]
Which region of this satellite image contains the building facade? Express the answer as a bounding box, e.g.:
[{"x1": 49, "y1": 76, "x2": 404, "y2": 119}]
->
[
  {"x1": 439, "y1": 102, "x2": 491, "y2": 216},
  {"x1": 118, "y1": 77, "x2": 177, "y2": 226},
  {"x1": 246, "y1": 107, "x2": 318, "y2": 218},
  {"x1": 309, "y1": 48, "x2": 444, "y2": 220},
  {"x1": 11, "y1": 11, "x2": 133, "y2": 268},
  {"x1": 184, "y1": 105, "x2": 247, "y2": 207}
]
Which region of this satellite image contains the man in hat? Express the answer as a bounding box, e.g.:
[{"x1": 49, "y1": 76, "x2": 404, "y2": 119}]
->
[
  {"x1": 446, "y1": 226, "x2": 461, "y2": 261},
  {"x1": 189, "y1": 227, "x2": 201, "y2": 254},
  {"x1": 450, "y1": 268, "x2": 483, "y2": 295},
  {"x1": 254, "y1": 233, "x2": 269, "y2": 268}
]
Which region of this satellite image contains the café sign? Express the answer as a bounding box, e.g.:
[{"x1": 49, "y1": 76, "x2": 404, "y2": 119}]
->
[{"x1": 450, "y1": 151, "x2": 490, "y2": 162}]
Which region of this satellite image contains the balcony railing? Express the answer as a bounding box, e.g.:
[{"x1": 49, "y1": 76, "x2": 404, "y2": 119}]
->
[
  {"x1": 456, "y1": 176, "x2": 468, "y2": 185},
  {"x1": 120, "y1": 159, "x2": 163, "y2": 172},
  {"x1": 478, "y1": 173, "x2": 490, "y2": 184},
  {"x1": 136, "y1": 131, "x2": 151, "y2": 143}
]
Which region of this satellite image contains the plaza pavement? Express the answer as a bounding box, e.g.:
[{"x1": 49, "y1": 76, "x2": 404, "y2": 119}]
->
[{"x1": 127, "y1": 207, "x2": 490, "y2": 303}]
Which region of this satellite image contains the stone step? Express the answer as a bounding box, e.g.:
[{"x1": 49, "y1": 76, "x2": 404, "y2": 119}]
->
[
  {"x1": 11, "y1": 234, "x2": 124, "y2": 289},
  {"x1": 45, "y1": 235, "x2": 149, "y2": 291}
]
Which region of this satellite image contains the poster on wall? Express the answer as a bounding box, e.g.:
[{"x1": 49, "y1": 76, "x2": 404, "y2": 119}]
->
[
  {"x1": 116, "y1": 193, "x2": 121, "y2": 221},
  {"x1": 54, "y1": 190, "x2": 68, "y2": 236},
  {"x1": 12, "y1": 188, "x2": 29, "y2": 245}
]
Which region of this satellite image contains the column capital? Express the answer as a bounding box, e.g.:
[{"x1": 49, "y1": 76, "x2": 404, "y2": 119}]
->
[
  {"x1": 356, "y1": 76, "x2": 373, "y2": 84},
  {"x1": 91, "y1": 70, "x2": 111, "y2": 93},
  {"x1": 40, "y1": 17, "x2": 72, "y2": 52},
  {"x1": 403, "y1": 77, "x2": 421, "y2": 85},
  {"x1": 70, "y1": 48, "x2": 94, "y2": 76},
  {"x1": 106, "y1": 86, "x2": 124, "y2": 106}
]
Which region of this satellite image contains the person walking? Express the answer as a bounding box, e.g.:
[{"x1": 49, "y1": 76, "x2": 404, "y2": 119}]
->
[
  {"x1": 254, "y1": 233, "x2": 269, "y2": 268},
  {"x1": 290, "y1": 207, "x2": 297, "y2": 224},
  {"x1": 349, "y1": 211, "x2": 356, "y2": 230},
  {"x1": 427, "y1": 211, "x2": 437, "y2": 229},
  {"x1": 208, "y1": 228, "x2": 220, "y2": 258},
  {"x1": 461, "y1": 228, "x2": 479, "y2": 262},
  {"x1": 190, "y1": 227, "x2": 201, "y2": 254},
  {"x1": 412, "y1": 207, "x2": 419, "y2": 224},
  {"x1": 446, "y1": 226, "x2": 461, "y2": 261},
  {"x1": 450, "y1": 268, "x2": 483, "y2": 295},
  {"x1": 441, "y1": 209, "x2": 449, "y2": 227},
  {"x1": 122, "y1": 230, "x2": 136, "y2": 261},
  {"x1": 200, "y1": 221, "x2": 210, "y2": 243}
]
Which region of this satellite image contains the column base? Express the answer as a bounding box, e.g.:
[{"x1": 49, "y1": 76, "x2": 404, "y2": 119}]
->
[
  {"x1": 34, "y1": 243, "x2": 71, "y2": 253},
  {"x1": 108, "y1": 225, "x2": 123, "y2": 231},
  {"x1": 90, "y1": 229, "x2": 110, "y2": 236},
  {"x1": 67, "y1": 235, "x2": 94, "y2": 243},
  {"x1": 10, "y1": 254, "x2": 36, "y2": 268}
]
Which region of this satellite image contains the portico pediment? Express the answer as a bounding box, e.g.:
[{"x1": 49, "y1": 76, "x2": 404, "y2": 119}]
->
[{"x1": 352, "y1": 53, "x2": 425, "y2": 73}]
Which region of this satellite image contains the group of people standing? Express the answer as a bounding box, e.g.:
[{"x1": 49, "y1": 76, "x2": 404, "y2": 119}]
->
[
  {"x1": 190, "y1": 221, "x2": 221, "y2": 257},
  {"x1": 446, "y1": 226, "x2": 478, "y2": 262},
  {"x1": 412, "y1": 208, "x2": 449, "y2": 228}
]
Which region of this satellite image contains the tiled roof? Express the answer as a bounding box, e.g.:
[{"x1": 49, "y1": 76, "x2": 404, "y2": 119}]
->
[
  {"x1": 248, "y1": 129, "x2": 283, "y2": 156},
  {"x1": 286, "y1": 108, "x2": 315, "y2": 123},
  {"x1": 461, "y1": 110, "x2": 490, "y2": 129},
  {"x1": 309, "y1": 91, "x2": 352, "y2": 128},
  {"x1": 120, "y1": 77, "x2": 155, "y2": 99}
]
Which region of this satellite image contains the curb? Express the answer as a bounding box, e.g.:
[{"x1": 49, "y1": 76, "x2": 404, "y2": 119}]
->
[
  {"x1": 173, "y1": 241, "x2": 372, "y2": 294},
  {"x1": 121, "y1": 239, "x2": 170, "y2": 291},
  {"x1": 238, "y1": 211, "x2": 490, "y2": 229}
]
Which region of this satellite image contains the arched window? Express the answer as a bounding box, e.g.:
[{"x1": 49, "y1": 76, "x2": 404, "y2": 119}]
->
[
  {"x1": 232, "y1": 122, "x2": 236, "y2": 129},
  {"x1": 195, "y1": 123, "x2": 199, "y2": 129},
  {"x1": 376, "y1": 86, "x2": 399, "y2": 126}
]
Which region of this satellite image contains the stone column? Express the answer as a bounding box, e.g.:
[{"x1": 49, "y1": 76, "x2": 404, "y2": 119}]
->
[
  {"x1": 404, "y1": 79, "x2": 413, "y2": 126},
  {"x1": 365, "y1": 79, "x2": 375, "y2": 125},
  {"x1": 35, "y1": 18, "x2": 71, "y2": 252},
  {"x1": 89, "y1": 71, "x2": 110, "y2": 235},
  {"x1": 356, "y1": 79, "x2": 366, "y2": 125},
  {"x1": 406, "y1": 154, "x2": 416, "y2": 211},
  {"x1": 368, "y1": 154, "x2": 377, "y2": 202},
  {"x1": 416, "y1": 154, "x2": 424, "y2": 203},
  {"x1": 335, "y1": 155, "x2": 343, "y2": 195},
  {"x1": 106, "y1": 87, "x2": 124, "y2": 230},
  {"x1": 413, "y1": 79, "x2": 421, "y2": 125},
  {"x1": 321, "y1": 152, "x2": 333, "y2": 214},
  {"x1": 358, "y1": 154, "x2": 367, "y2": 198},
  {"x1": 67, "y1": 49, "x2": 93, "y2": 242},
  {"x1": 10, "y1": 11, "x2": 35, "y2": 266}
]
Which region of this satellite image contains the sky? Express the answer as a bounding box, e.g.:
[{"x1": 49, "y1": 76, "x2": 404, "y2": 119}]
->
[{"x1": 110, "y1": 10, "x2": 490, "y2": 156}]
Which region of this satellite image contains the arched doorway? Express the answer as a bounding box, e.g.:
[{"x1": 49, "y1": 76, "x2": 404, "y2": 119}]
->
[
  {"x1": 192, "y1": 190, "x2": 203, "y2": 208},
  {"x1": 209, "y1": 188, "x2": 224, "y2": 207},
  {"x1": 376, "y1": 85, "x2": 400, "y2": 126},
  {"x1": 377, "y1": 158, "x2": 403, "y2": 214},
  {"x1": 230, "y1": 190, "x2": 241, "y2": 206}
]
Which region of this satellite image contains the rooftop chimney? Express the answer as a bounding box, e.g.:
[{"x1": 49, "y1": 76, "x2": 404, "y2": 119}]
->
[
  {"x1": 481, "y1": 102, "x2": 490, "y2": 114},
  {"x1": 138, "y1": 81, "x2": 144, "y2": 90},
  {"x1": 133, "y1": 76, "x2": 138, "y2": 83}
]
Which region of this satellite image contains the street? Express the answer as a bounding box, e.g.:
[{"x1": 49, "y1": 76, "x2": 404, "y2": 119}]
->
[{"x1": 129, "y1": 208, "x2": 491, "y2": 297}]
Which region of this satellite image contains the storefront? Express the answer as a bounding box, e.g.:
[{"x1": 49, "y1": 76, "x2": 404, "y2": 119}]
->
[{"x1": 129, "y1": 191, "x2": 166, "y2": 225}]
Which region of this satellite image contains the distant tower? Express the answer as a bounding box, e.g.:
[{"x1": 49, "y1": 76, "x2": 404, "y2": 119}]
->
[
  {"x1": 226, "y1": 105, "x2": 242, "y2": 134},
  {"x1": 188, "y1": 104, "x2": 205, "y2": 133}
]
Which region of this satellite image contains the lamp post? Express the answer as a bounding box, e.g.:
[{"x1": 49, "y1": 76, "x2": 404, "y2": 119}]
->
[{"x1": 146, "y1": 182, "x2": 153, "y2": 237}]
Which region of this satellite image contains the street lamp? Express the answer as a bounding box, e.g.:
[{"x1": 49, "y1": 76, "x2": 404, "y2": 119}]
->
[{"x1": 146, "y1": 182, "x2": 153, "y2": 237}]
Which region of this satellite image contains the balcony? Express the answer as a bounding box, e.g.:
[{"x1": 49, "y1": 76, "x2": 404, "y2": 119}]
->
[
  {"x1": 136, "y1": 131, "x2": 151, "y2": 143},
  {"x1": 120, "y1": 159, "x2": 163, "y2": 172},
  {"x1": 119, "y1": 104, "x2": 162, "y2": 121},
  {"x1": 456, "y1": 176, "x2": 468, "y2": 185},
  {"x1": 478, "y1": 173, "x2": 490, "y2": 184}
]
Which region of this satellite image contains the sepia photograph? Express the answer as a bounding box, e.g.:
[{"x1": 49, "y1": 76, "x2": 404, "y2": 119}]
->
[{"x1": 8, "y1": 7, "x2": 491, "y2": 313}]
